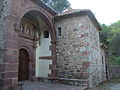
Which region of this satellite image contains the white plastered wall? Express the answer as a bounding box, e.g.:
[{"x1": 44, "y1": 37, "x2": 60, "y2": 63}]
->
[{"x1": 36, "y1": 17, "x2": 52, "y2": 77}]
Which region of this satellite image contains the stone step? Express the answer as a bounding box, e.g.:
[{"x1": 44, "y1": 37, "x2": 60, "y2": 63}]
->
[
  {"x1": 52, "y1": 78, "x2": 89, "y2": 86},
  {"x1": 32, "y1": 77, "x2": 90, "y2": 87}
]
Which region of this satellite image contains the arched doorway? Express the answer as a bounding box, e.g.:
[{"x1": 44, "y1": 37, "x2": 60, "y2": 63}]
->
[{"x1": 18, "y1": 49, "x2": 29, "y2": 81}]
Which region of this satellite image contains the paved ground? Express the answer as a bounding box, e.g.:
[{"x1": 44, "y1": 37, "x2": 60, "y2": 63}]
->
[
  {"x1": 20, "y1": 81, "x2": 87, "y2": 90},
  {"x1": 91, "y1": 83, "x2": 120, "y2": 90},
  {"x1": 91, "y1": 79, "x2": 120, "y2": 90},
  {"x1": 20, "y1": 79, "x2": 120, "y2": 90}
]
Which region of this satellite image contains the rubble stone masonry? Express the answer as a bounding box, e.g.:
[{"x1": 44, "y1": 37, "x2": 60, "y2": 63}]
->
[
  {"x1": 0, "y1": 0, "x2": 10, "y2": 89},
  {"x1": 55, "y1": 15, "x2": 106, "y2": 87},
  {"x1": 88, "y1": 17, "x2": 106, "y2": 87}
]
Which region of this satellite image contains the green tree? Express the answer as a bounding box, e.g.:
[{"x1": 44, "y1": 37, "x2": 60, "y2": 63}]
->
[
  {"x1": 99, "y1": 24, "x2": 111, "y2": 45},
  {"x1": 100, "y1": 21, "x2": 120, "y2": 65},
  {"x1": 109, "y1": 34, "x2": 120, "y2": 56},
  {"x1": 41, "y1": 0, "x2": 70, "y2": 13}
]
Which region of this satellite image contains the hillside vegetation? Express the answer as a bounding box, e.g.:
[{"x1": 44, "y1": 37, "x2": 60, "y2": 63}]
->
[{"x1": 100, "y1": 20, "x2": 120, "y2": 65}]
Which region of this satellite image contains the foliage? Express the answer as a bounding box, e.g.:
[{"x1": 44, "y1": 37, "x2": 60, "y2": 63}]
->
[
  {"x1": 100, "y1": 20, "x2": 120, "y2": 65},
  {"x1": 109, "y1": 34, "x2": 120, "y2": 56},
  {"x1": 41, "y1": 0, "x2": 70, "y2": 13},
  {"x1": 114, "y1": 56, "x2": 120, "y2": 65},
  {"x1": 99, "y1": 25, "x2": 109, "y2": 45}
]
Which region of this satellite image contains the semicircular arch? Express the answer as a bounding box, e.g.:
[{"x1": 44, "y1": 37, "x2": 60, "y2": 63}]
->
[{"x1": 15, "y1": 6, "x2": 56, "y2": 39}]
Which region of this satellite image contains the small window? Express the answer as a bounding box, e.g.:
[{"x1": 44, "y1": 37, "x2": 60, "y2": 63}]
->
[
  {"x1": 58, "y1": 27, "x2": 61, "y2": 36},
  {"x1": 44, "y1": 30, "x2": 49, "y2": 38},
  {"x1": 73, "y1": 29, "x2": 77, "y2": 32}
]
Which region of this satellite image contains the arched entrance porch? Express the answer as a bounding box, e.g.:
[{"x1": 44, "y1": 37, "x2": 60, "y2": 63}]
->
[
  {"x1": 2, "y1": 0, "x2": 57, "y2": 89},
  {"x1": 17, "y1": 9, "x2": 57, "y2": 81}
]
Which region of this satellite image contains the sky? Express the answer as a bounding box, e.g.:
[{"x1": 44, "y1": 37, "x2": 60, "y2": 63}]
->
[{"x1": 68, "y1": 0, "x2": 120, "y2": 25}]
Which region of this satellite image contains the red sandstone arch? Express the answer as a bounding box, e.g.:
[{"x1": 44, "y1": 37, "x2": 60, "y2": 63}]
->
[
  {"x1": 15, "y1": 6, "x2": 56, "y2": 39},
  {"x1": 18, "y1": 45, "x2": 32, "y2": 60},
  {"x1": 15, "y1": 6, "x2": 57, "y2": 78},
  {"x1": 18, "y1": 45, "x2": 35, "y2": 80}
]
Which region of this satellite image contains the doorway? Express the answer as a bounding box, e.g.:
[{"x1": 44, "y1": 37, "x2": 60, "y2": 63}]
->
[{"x1": 18, "y1": 49, "x2": 29, "y2": 81}]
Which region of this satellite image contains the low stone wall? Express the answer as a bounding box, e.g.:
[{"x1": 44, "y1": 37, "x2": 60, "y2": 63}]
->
[{"x1": 107, "y1": 65, "x2": 120, "y2": 79}]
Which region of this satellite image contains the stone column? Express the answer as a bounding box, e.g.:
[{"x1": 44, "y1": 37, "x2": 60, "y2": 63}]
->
[
  {"x1": 0, "y1": 0, "x2": 19, "y2": 89},
  {"x1": 49, "y1": 38, "x2": 57, "y2": 77}
]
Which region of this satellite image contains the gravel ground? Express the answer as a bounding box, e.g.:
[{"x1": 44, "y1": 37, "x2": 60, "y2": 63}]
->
[
  {"x1": 91, "y1": 79, "x2": 120, "y2": 90},
  {"x1": 20, "y1": 81, "x2": 87, "y2": 90}
]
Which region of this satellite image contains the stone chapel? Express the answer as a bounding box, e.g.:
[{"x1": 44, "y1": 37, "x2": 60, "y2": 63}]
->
[{"x1": 0, "y1": 0, "x2": 106, "y2": 90}]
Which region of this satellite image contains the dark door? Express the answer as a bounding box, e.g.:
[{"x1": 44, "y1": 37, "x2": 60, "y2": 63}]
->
[{"x1": 18, "y1": 49, "x2": 29, "y2": 81}]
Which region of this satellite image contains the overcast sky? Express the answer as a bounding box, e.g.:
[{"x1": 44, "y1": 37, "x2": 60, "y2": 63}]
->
[{"x1": 68, "y1": 0, "x2": 120, "y2": 25}]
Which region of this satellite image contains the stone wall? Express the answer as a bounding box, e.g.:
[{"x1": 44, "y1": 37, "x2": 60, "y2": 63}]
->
[
  {"x1": 88, "y1": 19, "x2": 106, "y2": 87},
  {"x1": 55, "y1": 15, "x2": 90, "y2": 80},
  {"x1": 107, "y1": 65, "x2": 120, "y2": 79},
  {"x1": 0, "y1": 0, "x2": 11, "y2": 89},
  {"x1": 0, "y1": 0, "x2": 9, "y2": 55},
  {"x1": 55, "y1": 15, "x2": 106, "y2": 87}
]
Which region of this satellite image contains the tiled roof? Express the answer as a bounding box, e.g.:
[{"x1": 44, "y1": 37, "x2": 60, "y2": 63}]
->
[{"x1": 58, "y1": 8, "x2": 90, "y2": 16}]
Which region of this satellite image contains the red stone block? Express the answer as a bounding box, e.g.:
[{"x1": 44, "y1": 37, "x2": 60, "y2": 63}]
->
[
  {"x1": 80, "y1": 33, "x2": 88, "y2": 38},
  {"x1": 5, "y1": 54, "x2": 18, "y2": 63},
  {"x1": 3, "y1": 86, "x2": 9, "y2": 90},
  {"x1": 82, "y1": 62, "x2": 90, "y2": 68},
  {"x1": 1, "y1": 72, "x2": 18, "y2": 78},
  {"x1": 81, "y1": 51, "x2": 90, "y2": 56},
  {"x1": 82, "y1": 72, "x2": 89, "y2": 78},
  {"x1": 50, "y1": 70, "x2": 57, "y2": 77},
  {"x1": 49, "y1": 64, "x2": 57, "y2": 70},
  {"x1": 0, "y1": 64, "x2": 4, "y2": 72},
  {"x1": 81, "y1": 42, "x2": 89, "y2": 46},
  {"x1": 11, "y1": 34, "x2": 18, "y2": 41},
  {"x1": 3, "y1": 15, "x2": 16, "y2": 22},
  {"x1": 4, "y1": 64, "x2": 18, "y2": 72},
  {"x1": 10, "y1": 9, "x2": 18, "y2": 16},
  {"x1": 3, "y1": 79, "x2": 12, "y2": 86},
  {"x1": 4, "y1": 32, "x2": 11, "y2": 40},
  {"x1": 5, "y1": 40, "x2": 18, "y2": 49}
]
